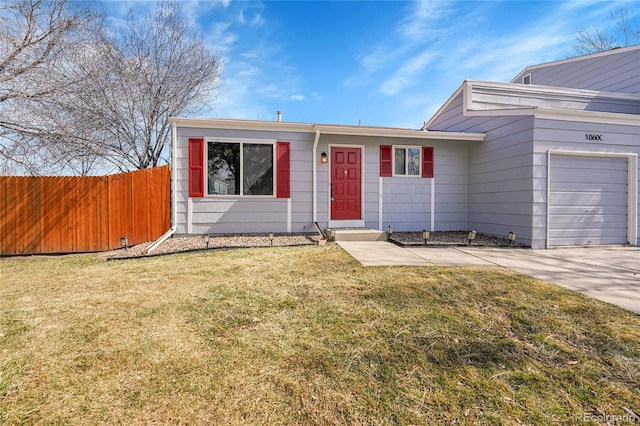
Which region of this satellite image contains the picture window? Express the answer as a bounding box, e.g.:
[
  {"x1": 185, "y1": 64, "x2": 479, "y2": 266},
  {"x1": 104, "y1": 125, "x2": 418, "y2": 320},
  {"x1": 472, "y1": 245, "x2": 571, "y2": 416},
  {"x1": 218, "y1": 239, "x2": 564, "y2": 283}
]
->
[{"x1": 207, "y1": 141, "x2": 274, "y2": 196}]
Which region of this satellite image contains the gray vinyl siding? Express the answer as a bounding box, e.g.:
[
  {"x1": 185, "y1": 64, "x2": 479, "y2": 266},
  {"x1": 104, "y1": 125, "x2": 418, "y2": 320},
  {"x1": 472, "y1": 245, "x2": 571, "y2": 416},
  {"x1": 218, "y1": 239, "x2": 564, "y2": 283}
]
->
[
  {"x1": 427, "y1": 92, "x2": 465, "y2": 130},
  {"x1": 512, "y1": 46, "x2": 640, "y2": 94},
  {"x1": 364, "y1": 144, "x2": 381, "y2": 229},
  {"x1": 434, "y1": 144, "x2": 468, "y2": 230},
  {"x1": 377, "y1": 141, "x2": 469, "y2": 232},
  {"x1": 428, "y1": 97, "x2": 536, "y2": 244},
  {"x1": 466, "y1": 116, "x2": 536, "y2": 246},
  {"x1": 317, "y1": 134, "x2": 469, "y2": 232},
  {"x1": 175, "y1": 126, "x2": 472, "y2": 235},
  {"x1": 174, "y1": 127, "x2": 316, "y2": 234},
  {"x1": 380, "y1": 177, "x2": 431, "y2": 231},
  {"x1": 532, "y1": 118, "x2": 640, "y2": 248}
]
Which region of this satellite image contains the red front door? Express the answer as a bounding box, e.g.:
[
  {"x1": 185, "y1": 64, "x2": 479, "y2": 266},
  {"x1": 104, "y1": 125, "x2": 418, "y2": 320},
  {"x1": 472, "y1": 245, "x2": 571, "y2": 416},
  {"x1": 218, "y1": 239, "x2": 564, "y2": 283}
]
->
[{"x1": 331, "y1": 147, "x2": 361, "y2": 220}]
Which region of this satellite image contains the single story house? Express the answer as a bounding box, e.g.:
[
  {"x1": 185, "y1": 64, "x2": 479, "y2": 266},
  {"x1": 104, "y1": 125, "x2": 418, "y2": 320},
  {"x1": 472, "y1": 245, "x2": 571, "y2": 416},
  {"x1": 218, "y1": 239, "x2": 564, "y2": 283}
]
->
[{"x1": 169, "y1": 45, "x2": 639, "y2": 249}]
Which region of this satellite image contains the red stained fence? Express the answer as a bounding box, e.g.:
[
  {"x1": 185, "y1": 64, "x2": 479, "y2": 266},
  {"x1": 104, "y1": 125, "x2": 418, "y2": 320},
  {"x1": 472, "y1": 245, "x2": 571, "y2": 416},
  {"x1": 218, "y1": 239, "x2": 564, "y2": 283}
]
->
[{"x1": 0, "y1": 166, "x2": 170, "y2": 255}]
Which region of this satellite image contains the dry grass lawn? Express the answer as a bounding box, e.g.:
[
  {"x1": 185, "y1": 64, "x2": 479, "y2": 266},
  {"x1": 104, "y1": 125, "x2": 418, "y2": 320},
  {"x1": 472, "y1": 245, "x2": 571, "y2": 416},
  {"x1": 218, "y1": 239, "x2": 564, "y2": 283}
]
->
[{"x1": 1, "y1": 245, "x2": 639, "y2": 425}]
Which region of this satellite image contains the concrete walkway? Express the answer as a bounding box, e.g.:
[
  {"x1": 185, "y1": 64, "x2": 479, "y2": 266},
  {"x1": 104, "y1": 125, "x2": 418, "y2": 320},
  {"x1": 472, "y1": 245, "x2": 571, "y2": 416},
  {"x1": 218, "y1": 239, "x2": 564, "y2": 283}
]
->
[{"x1": 337, "y1": 241, "x2": 640, "y2": 314}]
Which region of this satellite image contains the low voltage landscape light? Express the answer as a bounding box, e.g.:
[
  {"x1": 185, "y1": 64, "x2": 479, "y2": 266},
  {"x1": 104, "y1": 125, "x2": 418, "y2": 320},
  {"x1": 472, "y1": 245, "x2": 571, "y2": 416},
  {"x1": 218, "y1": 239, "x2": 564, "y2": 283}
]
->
[
  {"x1": 508, "y1": 231, "x2": 517, "y2": 246},
  {"x1": 320, "y1": 152, "x2": 328, "y2": 164},
  {"x1": 204, "y1": 234, "x2": 210, "y2": 249},
  {"x1": 120, "y1": 236, "x2": 129, "y2": 250},
  {"x1": 269, "y1": 232, "x2": 274, "y2": 247},
  {"x1": 422, "y1": 229, "x2": 430, "y2": 244},
  {"x1": 387, "y1": 225, "x2": 394, "y2": 240},
  {"x1": 467, "y1": 230, "x2": 477, "y2": 245}
]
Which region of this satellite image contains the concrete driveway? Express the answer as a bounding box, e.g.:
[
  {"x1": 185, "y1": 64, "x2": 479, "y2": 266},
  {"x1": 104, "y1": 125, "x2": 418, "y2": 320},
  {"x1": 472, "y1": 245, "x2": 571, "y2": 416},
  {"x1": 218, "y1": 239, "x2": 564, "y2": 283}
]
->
[{"x1": 337, "y1": 242, "x2": 640, "y2": 314}]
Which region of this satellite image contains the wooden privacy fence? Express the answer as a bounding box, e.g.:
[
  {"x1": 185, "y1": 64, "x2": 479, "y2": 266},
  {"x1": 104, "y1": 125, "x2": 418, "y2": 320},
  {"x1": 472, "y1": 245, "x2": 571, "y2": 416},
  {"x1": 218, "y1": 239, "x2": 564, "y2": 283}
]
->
[{"x1": 0, "y1": 166, "x2": 170, "y2": 255}]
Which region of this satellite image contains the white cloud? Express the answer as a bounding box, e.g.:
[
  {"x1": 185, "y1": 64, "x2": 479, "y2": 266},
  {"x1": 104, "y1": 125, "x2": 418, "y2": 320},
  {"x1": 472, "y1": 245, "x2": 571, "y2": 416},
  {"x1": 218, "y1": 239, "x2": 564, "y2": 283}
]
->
[
  {"x1": 398, "y1": 0, "x2": 453, "y2": 42},
  {"x1": 379, "y1": 50, "x2": 437, "y2": 95},
  {"x1": 290, "y1": 94, "x2": 305, "y2": 101},
  {"x1": 204, "y1": 22, "x2": 239, "y2": 54},
  {"x1": 238, "y1": 3, "x2": 265, "y2": 26},
  {"x1": 358, "y1": 46, "x2": 393, "y2": 71},
  {"x1": 237, "y1": 64, "x2": 259, "y2": 77},
  {"x1": 344, "y1": 0, "x2": 453, "y2": 92},
  {"x1": 438, "y1": 11, "x2": 578, "y2": 83}
]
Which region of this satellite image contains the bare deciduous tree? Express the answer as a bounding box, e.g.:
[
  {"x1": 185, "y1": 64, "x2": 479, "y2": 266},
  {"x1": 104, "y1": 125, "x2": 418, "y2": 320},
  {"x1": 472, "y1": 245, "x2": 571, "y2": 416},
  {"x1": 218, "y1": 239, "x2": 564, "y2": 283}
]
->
[
  {"x1": 0, "y1": 0, "x2": 99, "y2": 175},
  {"x1": 1, "y1": 0, "x2": 221, "y2": 175},
  {"x1": 572, "y1": 4, "x2": 640, "y2": 55},
  {"x1": 70, "y1": 1, "x2": 222, "y2": 172}
]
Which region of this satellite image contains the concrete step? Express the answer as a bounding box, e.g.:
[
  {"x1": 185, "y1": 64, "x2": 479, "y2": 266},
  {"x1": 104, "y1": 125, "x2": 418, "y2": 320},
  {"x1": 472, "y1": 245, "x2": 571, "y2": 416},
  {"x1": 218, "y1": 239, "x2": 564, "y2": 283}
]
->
[{"x1": 328, "y1": 228, "x2": 387, "y2": 242}]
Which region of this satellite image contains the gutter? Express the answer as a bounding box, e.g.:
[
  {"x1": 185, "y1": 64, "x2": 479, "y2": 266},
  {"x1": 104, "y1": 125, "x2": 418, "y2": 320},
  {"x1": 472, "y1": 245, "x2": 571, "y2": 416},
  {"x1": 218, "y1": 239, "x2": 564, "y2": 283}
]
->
[
  {"x1": 147, "y1": 120, "x2": 178, "y2": 254},
  {"x1": 312, "y1": 126, "x2": 321, "y2": 223}
]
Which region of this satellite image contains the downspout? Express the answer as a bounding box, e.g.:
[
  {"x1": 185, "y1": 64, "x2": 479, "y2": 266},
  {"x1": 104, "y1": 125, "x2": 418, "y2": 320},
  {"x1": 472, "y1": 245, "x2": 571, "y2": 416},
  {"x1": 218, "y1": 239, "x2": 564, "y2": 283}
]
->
[
  {"x1": 312, "y1": 126, "x2": 321, "y2": 223},
  {"x1": 147, "y1": 120, "x2": 178, "y2": 254}
]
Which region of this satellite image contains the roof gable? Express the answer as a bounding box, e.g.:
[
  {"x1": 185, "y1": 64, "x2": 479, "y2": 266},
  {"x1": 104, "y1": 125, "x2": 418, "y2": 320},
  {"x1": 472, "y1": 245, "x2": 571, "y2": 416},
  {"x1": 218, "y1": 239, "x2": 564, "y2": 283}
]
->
[{"x1": 426, "y1": 80, "x2": 640, "y2": 129}]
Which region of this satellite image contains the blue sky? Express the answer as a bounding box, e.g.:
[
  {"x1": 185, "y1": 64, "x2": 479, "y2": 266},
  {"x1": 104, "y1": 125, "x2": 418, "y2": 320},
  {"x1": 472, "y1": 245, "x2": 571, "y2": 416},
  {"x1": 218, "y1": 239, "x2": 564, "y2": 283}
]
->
[{"x1": 107, "y1": 0, "x2": 640, "y2": 128}]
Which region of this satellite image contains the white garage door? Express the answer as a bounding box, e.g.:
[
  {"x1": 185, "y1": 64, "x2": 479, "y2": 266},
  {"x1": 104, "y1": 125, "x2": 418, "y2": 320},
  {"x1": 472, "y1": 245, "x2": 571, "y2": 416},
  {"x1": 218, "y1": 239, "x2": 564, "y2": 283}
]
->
[{"x1": 548, "y1": 154, "x2": 628, "y2": 247}]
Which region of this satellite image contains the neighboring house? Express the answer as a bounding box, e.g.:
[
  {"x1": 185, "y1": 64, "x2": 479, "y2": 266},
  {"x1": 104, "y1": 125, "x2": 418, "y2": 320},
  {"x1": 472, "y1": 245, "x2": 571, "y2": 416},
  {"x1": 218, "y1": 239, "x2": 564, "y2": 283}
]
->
[{"x1": 170, "y1": 44, "x2": 639, "y2": 249}]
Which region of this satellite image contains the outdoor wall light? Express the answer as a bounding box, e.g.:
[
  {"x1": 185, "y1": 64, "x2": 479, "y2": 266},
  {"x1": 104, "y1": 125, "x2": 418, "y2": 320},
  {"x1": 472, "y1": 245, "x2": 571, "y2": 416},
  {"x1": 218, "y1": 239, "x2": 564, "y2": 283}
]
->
[
  {"x1": 467, "y1": 230, "x2": 477, "y2": 245},
  {"x1": 269, "y1": 232, "x2": 274, "y2": 247},
  {"x1": 422, "y1": 229, "x2": 430, "y2": 244},
  {"x1": 120, "y1": 236, "x2": 129, "y2": 250},
  {"x1": 508, "y1": 231, "x2": 517, "y2": 246},
  {"x1": 320, "y1": 152, "x2": 328, "y2": 164}
]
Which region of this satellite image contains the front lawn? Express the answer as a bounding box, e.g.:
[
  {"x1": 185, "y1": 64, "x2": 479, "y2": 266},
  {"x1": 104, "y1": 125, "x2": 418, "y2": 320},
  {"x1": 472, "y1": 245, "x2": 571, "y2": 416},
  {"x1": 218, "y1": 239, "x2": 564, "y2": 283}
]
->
[{"x1": 1, "y1": 245, "x2": 638, "y2": 424}]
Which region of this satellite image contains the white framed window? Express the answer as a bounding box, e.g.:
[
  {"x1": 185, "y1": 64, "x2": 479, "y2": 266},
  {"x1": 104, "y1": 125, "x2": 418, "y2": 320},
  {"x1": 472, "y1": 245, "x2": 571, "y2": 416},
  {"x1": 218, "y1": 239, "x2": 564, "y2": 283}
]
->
[
  {"x1": 393, "y1": 146, "x2": 421, "y2": 176},
  {"x1": 523, "y1": 74, "x2": 532, "y2": 85},
  {"x1": 206, "y1": 139, "x2": 276, "y2": 196}
]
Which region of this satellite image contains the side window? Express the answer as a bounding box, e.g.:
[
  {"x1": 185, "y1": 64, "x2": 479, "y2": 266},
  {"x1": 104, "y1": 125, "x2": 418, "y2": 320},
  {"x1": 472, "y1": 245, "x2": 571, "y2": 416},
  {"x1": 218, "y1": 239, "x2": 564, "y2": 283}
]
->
[{"x1": 393, "y1": 147, "x2": 420, "y2": 176}]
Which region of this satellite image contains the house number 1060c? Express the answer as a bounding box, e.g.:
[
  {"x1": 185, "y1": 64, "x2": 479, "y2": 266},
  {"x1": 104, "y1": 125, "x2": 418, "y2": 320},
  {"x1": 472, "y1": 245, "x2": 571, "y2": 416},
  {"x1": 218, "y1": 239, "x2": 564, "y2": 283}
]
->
[{"x1": 585, "y1": 134, "x2": 603, "y2": 141}]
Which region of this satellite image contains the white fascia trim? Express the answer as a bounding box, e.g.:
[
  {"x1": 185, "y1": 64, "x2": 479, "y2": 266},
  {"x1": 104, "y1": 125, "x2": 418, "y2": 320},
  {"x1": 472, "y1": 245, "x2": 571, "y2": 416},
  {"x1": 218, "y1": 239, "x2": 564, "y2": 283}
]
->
[
  {"x1": 533, "y1": 108, "x2": 640, "y2": 126},
  {"x1": 425, "y1": 82, "x2": 466, "y2": 128},
  {"x1": 315, "y1": 124, "x2": 485, "y2": 141},
  {"x1": 169, "y1": 117, "x2": 314, "y2": 132},
  {"x1": 169, "y1": 117, "x2": 485, "y2": 142},
  {"x1": 426, "y1": 79, "x2": 640, "y2": 129},
  {"x1": 467, "y1": 80, "x2": 640, "y2": 102},
  {"x1": 463, "y1": 106, "x2": 640, "y2": 126},
  {"x1": 460, "y1": 81, "x2": 640, "y2": 126}
]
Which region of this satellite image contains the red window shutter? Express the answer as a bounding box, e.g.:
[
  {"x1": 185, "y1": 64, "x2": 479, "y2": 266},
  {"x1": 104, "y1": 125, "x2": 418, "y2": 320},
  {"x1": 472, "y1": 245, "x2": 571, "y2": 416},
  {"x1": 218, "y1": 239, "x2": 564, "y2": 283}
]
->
[
  {"x1": 188, "y1": 138, "x2": 205, "y2": 197},
  {"x1": 422, "y1": 147, "x2": 434, "y2": 178},
  {"x1": 276, "y1": 141, "x2": 290, "y2": 198},
  {"x1": 380, "y1": 145, "x2": 392, "y2": 177}
]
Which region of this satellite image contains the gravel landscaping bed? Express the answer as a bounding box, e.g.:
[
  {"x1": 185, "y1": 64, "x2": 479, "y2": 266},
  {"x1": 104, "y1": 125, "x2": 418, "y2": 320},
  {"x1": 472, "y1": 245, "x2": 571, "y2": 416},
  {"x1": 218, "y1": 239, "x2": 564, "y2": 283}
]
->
[
  {"x1": 102, "y1": 233, "x2": 322, "y2": 260},
  {"x1": 102, "y1": 230, "x2": 525, "y2": 260},
  {"x1": 390, "y1": 231, "x2": 526, "y2": 247}
]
